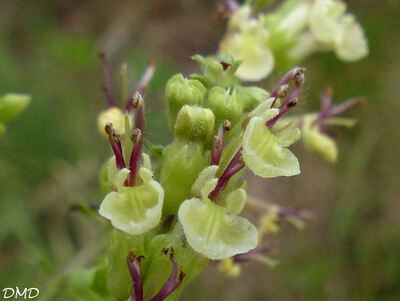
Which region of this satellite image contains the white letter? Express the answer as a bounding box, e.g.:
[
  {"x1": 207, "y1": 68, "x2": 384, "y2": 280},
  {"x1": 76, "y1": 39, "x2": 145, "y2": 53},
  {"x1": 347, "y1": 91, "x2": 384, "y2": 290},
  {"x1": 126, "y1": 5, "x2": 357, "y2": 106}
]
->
[
  {"x1": 15, "y1": 287, "x2": 27, "y2": 299},
  {"x1": 27, "y1": 288, "x2": 39, "y2": 299},
  {"x1": 2, "y1": 288, "x2": 14, "y2": 299}
]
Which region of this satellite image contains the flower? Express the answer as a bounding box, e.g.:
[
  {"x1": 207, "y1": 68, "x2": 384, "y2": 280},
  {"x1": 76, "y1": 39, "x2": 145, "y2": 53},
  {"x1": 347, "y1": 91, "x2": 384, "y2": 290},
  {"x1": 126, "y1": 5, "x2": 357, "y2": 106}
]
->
[
  {"x1": 220, "y1": 5, "x2": 274, "y2": 81},
  {"x1": 242, "y1": 99, "x2": 301, "y2": 178},
  {"x1": 309, "y1": 0, "x2": 368, "y2": 61},
  {"x1": 99, "y1": 164, "x2": 164, "y2": 235},
  {"x1": 302, "y1": 115, "x2": 338, "y2": 163},
  {"x1": 178, "y1": 166, "x2": 257, "y2": 260}
]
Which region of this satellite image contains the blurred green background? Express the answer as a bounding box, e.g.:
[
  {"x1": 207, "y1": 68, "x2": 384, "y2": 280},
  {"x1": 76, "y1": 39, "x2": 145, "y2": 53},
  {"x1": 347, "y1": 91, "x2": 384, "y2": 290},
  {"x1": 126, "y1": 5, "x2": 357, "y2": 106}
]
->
[{"x1": 0, "y1": 0, "x2": 399, "y2": 300}]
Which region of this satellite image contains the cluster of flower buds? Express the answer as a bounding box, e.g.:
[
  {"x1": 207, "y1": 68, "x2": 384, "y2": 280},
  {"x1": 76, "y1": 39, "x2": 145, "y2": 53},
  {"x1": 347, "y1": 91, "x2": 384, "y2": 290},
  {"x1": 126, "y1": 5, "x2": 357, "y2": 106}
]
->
[
  {"x1": 0, "y1": 93, "x2": 30, "y2": 135},
  {"x1": 219, "y1": 0, "x2": 368, "y2": 81}
]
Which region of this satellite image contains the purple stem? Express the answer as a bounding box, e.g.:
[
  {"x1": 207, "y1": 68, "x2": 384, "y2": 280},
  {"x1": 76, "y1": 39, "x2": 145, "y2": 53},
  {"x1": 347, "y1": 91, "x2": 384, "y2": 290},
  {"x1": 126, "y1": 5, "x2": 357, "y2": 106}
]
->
[
  {"x1": 127, "y1": 252, "x2": 144, "y2": 301},
  {"x1": 98, "y1": 51, "x2": 115, "y2": 107},
  {"x1": 126, "y1": 63, "x2": 155, "y2": 112}
]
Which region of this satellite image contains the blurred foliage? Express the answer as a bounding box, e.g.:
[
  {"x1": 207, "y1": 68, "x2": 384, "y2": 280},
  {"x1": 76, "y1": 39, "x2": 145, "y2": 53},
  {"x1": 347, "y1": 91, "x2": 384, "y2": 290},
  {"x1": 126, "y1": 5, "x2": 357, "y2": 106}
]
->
[{"x1": 0, "y1": 0, "x2": 399, "y2": 300}]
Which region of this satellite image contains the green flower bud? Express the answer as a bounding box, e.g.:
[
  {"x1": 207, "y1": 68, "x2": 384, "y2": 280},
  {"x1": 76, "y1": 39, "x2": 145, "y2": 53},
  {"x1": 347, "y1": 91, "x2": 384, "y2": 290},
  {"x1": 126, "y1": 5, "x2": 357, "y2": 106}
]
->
[
  {"x1": 205, "y1": 87, "x2": 244, "y2": 127},
  {"x1": 0, "y1": 93, "x2": 30, "y2": 123},
  {"x1": 160, "y1": 140, "x2": 208, "y2": 215},
  {"x1": 165, "y1": 74, "x2": 206, "y2": 129},
  {"x1": 174, "y1": 105, "x2": 215, "y2": 142}
]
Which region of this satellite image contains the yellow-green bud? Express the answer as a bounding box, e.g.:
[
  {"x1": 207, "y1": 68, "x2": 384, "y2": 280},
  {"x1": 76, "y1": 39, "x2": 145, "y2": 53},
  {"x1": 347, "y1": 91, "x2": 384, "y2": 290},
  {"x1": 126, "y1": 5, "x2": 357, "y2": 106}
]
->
[
  {"x1": 97, "y1": 107, "x2": 126, "y2": 138},
  {"x1": 205, "y1": 87, "x2": 244, "y2": 127},
  {"x1": 0, "y1": 93, "x2": 30, "y2": 123},
  {"x1": 165, "y1": 74, "x2": 206, "y2": 129},
  {"x1": 174, "y1": 105, "x2": 215, "y2": 142}
]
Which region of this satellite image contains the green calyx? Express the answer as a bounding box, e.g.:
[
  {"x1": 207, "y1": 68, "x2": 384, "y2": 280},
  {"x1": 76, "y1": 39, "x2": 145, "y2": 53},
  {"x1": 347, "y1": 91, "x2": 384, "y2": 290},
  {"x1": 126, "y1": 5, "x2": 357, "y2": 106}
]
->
[
  {"x1": 160, "y1": 140, "x2": 209, "y2": 215},
  {"x1": 205, "y1": 87, "x2": 244, "y2": 128}
]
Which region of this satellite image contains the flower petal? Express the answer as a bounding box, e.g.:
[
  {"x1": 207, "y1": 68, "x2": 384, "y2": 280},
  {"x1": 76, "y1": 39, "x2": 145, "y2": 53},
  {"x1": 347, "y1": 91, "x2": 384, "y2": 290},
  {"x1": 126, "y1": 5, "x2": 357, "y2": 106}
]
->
[
  {"x1": 178, "y1": 198, "x2": 257, "y2": 260},
  {"x1": 271, "y1": 119, "x2": 301, "y2": 147},
  {"x1": 243, "y1": 116, "x2": 300, "y2": 178},
  {"x1": 224, "y1": 188, "x2": 247, "y2": 215},
  {"x1": 99, "y1": 168, "x2": 164, "y2": 235},
  {"x1": 191, "y1": 165, "x2": 219, "y2": 198}
]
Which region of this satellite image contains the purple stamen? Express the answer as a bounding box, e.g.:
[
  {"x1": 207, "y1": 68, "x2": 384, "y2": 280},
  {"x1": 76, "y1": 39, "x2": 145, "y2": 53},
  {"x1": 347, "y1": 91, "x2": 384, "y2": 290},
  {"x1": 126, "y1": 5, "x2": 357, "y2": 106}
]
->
[
  {"x1": 98, "y1": 51, "x2": 115, "y2": 108},
  {"x1": 209, "y1": 147, "x2": 244, "y2": 201},
  {"x1": 326, "y1": 97, "x2": 366, "y2": 118},
  {"x1": 128, "y1": 128, "x2": 143, "y2": 186},
  {"x1": 127, "y1": 252, "x2": 144, "y2": 301},
  {"x1": 266, "y1": 97, "x2": 299, "y2": 129},
  {"x1": 320, "y1": 88, "x2": 333, "y2": 118},
  {"x1": 126, "y1": 63, "x2": 155, "y2": 112},
  {"x1": 150, "y1": 248, "x2": 185, "y2": 301},
  {"x1": 211, "y1": 120, "x2": 231, "y2": 166},
  {"x1": 270, "y1": 67, "x2": 305, "y2": 108},
  {"x1": 105, "y1": 123, "x2": 126, "y2": 169}
]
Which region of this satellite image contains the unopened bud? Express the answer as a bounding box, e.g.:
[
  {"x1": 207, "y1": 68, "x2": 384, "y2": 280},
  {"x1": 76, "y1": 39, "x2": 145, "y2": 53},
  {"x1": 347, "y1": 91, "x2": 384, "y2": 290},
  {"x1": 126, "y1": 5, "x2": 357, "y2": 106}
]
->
[
  {"x1": 174, "y1": 105, "x2": 215, "y2": 142},
  {"x1": 165, "y1": 74, "x2": 206, "y2": 129},
  {"x1": 98, "y1": 107, "x2": 126, "y2": 138},
  {"x1": 206, "y1": 87, "x2": 244, "y2": 127}
]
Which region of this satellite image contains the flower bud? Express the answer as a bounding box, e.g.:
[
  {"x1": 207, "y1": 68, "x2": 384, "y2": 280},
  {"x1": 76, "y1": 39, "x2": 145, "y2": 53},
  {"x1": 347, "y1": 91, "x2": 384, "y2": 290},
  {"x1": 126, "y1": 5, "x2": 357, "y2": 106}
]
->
[
  {"x1": 0, "y1": 93, "x2": 30, "y2": 123},
  {"x1": 205, "y1": 87, "x2": 244, "y2": 127},
  {"x1": 165, "y1": 74, "x2": 206, "y2": 129},
  {"x1": 97, "y1": 107, "x2": 126, "y2": 138},
  {"x1": 174, "y1": 105, "x2": 215, "y2": 142}
]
